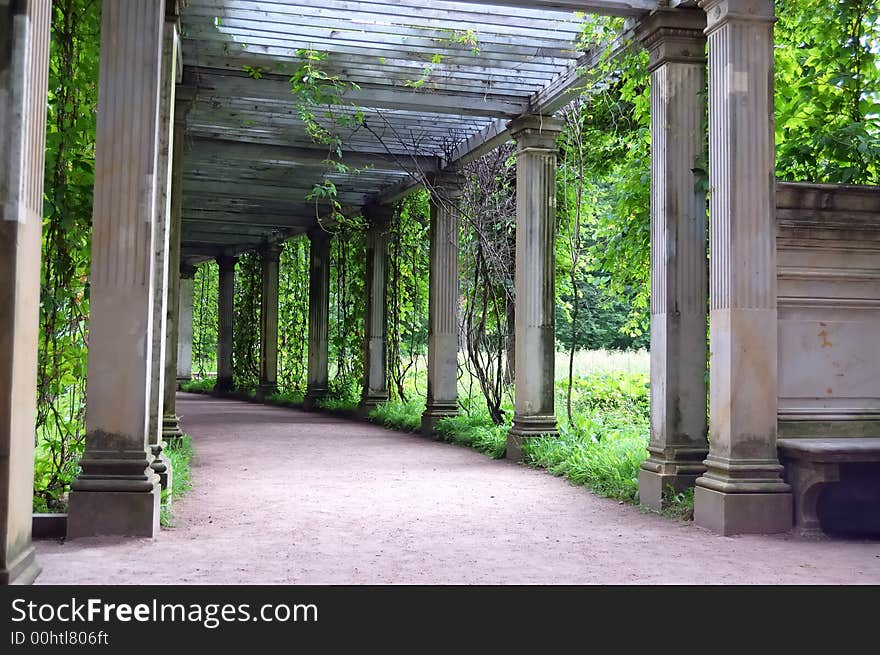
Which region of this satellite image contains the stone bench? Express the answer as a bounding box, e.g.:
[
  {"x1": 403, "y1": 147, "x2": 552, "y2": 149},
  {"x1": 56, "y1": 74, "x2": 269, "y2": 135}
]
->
[{"x1": 778, "y1": 438, "x2": 880, "y2": 535}]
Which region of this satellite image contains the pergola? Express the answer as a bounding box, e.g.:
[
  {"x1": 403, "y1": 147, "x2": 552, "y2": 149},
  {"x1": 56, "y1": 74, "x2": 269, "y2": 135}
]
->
[{"x1": 7, "y1": 0, "x2": 863, "y2": 585}]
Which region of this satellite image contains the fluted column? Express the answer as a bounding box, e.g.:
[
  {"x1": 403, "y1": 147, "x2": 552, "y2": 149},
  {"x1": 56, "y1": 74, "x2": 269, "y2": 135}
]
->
[
  {"x1": 636, "y1": 9, "x2": 710, "y2": 511},
  {"x1": 257, "y1": 244, "x2": 282, "y2": 400},
  {"x1": 0, "y1": 0, "x2": 50, "y2": 583},
  {"x1": 694, "y1": 0, "x2": 791, "y2": 535},
  {"x1": 176, "y1": 263, "x2": 195, "y2": 382},
  {"x1": 216, "y1": 254, "x2": 237, "y2": 394},
  {"x1": 422, "y1": 172, "x2": 465, "y2": 435},
  {"x1": 162, "y1": 89, "x2": 194, "y2": 439},
  {"x1": 360, "y1": 204, "x2": 393, "y2": 412},
  {"x1": 506, "y1": 115, "x2": 564, "y2": 460},
  {"x1": 149, "y1": 17, "x2": 179, "y2": 488},
  {"x1": 67, "y1": 0, "x2": 165, "y2": 539},
  {"x1": 304, "y1": 229, "x2": 331, "y2": 409}
]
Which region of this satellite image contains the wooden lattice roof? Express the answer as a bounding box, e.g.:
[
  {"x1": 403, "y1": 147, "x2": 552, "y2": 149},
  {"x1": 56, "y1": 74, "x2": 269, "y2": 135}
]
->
[{"x1": 177, "y1": 0, "x2": 664, "y2": 255}]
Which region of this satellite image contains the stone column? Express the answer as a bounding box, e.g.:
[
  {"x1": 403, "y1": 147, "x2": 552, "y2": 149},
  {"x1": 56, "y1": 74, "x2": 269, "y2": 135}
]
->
[
  {"x1": 506, "y1": 115, "x2": 564, "y2": 460},
  {"x1": 148, "y1": 17, "x2": 179, "y2": 488},
  {"x1": 176, "y1": 264, "x2": 195, "y2": 382},
  {"x1": 257, "y1": 244, "x2": 282, "y2": 400},
  {"x1": 694, "y1": 0, "x2": 791, "y2": 535},
  {"x1": 636, "y1": 9, "x2": 710, "y2": 511},
  {"x1": 67, "y1": 0, "x2": 165, "y2": 539},
  {"x1": 216, "y1": 254, "x2": 237, "y2": 394},
  {"x1": 0, "y1": 0, "x2": 50, "y2": 583},
  {"x1": 360, "y1": 204, "x2": 393, "y2": 412},
  {"x1": 421, "y1": 172, "x2": 465, "y2": 436},
  {"x1": 304, "y1": 229, "x2": 331, "y2": 409},
  {"x1": 163, "y1": 90, "x2": 194, "y2": 439}
]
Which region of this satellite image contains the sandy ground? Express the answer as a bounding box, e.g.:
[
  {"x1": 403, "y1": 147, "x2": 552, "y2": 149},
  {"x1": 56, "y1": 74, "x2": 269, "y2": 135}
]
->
[{"x1": 35, "y1": 393, "x2": 880, "y2": 584}]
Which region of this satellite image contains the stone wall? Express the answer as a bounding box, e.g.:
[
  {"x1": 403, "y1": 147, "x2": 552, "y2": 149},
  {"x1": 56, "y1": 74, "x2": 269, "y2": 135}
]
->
[{"x1": 776, "y1": 182, "x2": 880, "y2": 438}]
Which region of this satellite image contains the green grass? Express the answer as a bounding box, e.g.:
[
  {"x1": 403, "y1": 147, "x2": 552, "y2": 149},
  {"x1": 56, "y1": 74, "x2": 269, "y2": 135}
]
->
[
  {"x1": 316, "y1": 397, "x2": 359, "y2": 412},
  {"x1": 658, "y1": 487, "x2": 695, "y2": 521},
  {"x1": 266, "y1": 389, "x2": 305, "y2": 407},
  {"x1": 160, "y1": 434, "x2": 194, "y2": 528},
  {"x1": 368, "y1": 399, "x2": 424, "y2": 432},
  {"x1": 179, "y1": 378, "x2": 215, "y2": 394},
  {"x1": 435, "y1": 412, "x2": 508, "y2": 458},
  {"x1": 523, "y1": 425, "x2": 647, "y2": 502}
]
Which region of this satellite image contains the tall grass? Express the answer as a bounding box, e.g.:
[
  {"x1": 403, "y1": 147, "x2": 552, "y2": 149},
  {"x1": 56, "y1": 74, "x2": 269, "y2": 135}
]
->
[{"x1": 160, "y1": 434, "x2": 194, "y2": 527}]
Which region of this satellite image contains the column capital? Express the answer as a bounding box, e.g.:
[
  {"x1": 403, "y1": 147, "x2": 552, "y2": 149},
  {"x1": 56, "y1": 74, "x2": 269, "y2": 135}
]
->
[
  {"x1": 637, "y1": 9, "x2": 707, "y2": 72},
  {"x1": 259, "y1": 242, "x2": 283, "y2": 262},
  {"x1": 180, "y1": 261, "x2": 197, "y2": 279},
  {"x1": 507, "y1": 115, "x2": 564, "y2": 151},
  {"x1": 363, "y1": 203, "x2": 395, "y2": 228},
  {"x1": 427, "y1": 170, "x2": 466, "y2": 202},
  {"x1": 216, "y1": 254, "x2": 238, "y2": 273},
  {"x1": 699, "y1": 0, "x2": 775, "y2": 34}
]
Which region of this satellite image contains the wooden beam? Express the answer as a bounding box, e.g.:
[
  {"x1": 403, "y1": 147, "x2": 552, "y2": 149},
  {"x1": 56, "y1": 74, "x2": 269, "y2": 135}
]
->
[
  {"x1": 458, "y1": 0, "x2": 657, "y2": 15},
  {"x1": 186, "y1": 135, "x2": 441, "y2": 171}
]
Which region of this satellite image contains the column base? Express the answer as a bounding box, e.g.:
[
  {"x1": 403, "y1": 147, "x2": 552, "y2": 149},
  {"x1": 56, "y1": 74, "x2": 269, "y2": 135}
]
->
[
  {"x1": 638, "y1": 469, "x2": 702, "y2": 511},
  {"x1": 359, "y1": 391, "x2": 389, "y2": 416},
  {"x1": 421, "y1": 403, "x2": 458, "y2": 438},
  {"x1": 694, "y1": 485, "x2": 792, "y2": 535},
  {"x1": 67, "y1": 487, "x2": 160, "y2": 539},
  {"x1": 162, "y1": 413, "x2": 183, "y2": 440},
  {"x1": 150, "y1": 453, "x2": 173, "y2": 492},
  {"x1": 507, "y1": 415, "x2": 559, "y2": 461},
  {"x1": 255, "y1": 383, "x2": 277, "y2": 402},
  {"x1": 638, "y1": 447, "x2": 708, "y2": 510},
  {"x1": 1, "y1": 546, "x2": 41, "y2": 585},
  {"x1": 303, "y1": 386, "x2": 327, "y2": 410}
]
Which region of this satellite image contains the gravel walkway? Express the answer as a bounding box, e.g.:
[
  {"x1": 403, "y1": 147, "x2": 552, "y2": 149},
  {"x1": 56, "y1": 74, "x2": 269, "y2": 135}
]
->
[{"x1": 35, "y1": 393, "x2": 880, "y2": 584}]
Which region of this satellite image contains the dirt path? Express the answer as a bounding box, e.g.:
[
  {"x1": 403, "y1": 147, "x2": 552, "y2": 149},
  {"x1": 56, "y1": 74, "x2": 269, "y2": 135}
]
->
[{"x1": 35, "y1": 393, "x2": 880, "y2": 584}]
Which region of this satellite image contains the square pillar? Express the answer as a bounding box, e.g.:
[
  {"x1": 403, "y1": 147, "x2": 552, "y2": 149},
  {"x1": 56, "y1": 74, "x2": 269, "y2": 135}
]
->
[
  {"x1": 0, "y1": 0, "x2": 51, "y2": 583},
  {"x1": 149, "y1": 17, "x2": 179, "y2": 486},
  {"x1": 506, "y1": 115, "x2": 564, "y2": 461},
  {"x1": 67, "y1": 0, "x2": 166, "y2": 539},
  {"x1": 304, "y1": 229, "x2": 331, "y2": 409},
  {"x1": 421, "y1": 172, "x2": 465, "y2": 436},
  {"x1": 636, "y1": 9, "x2": 710, "y2": 511},
  {"x1": 257, "y1": 244, "x2": 282, "y2": 401},
  {"x1": 360, "y1": 204, "x2": 394, "y2": 412},
  {"x1": 216, "y1": 254, "x2": 237, "y2": 394},
  {"x1": 176, "y1": 264, "x2": 195, "y2": 382},
  {"x1": 694, "y1": 0, "x2": 792, "y2": 535}
]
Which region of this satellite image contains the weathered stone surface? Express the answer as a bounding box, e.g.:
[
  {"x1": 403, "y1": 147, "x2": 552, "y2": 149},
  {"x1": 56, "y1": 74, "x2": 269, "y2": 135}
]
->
[
  {"x1": 637, "y1": 8, "x2": 709, "y2": 510},
  {"x1": 67, "y1": 0, "x2": 165, "y2": 540},
  {"x1": 775, "y1": 182, "x2": 880, "y2": 439},
  {"x1": 694, "y1": 487, "x2": 793, "y2": 536},
  {"x1": 68, "y1": 489, "x2": 160, "y2": 539},
  {"x1": 506, "y1": 115, "x2": 564, "y2": 458},
  {"x1": 422, "y1": 172, "x2": 464, "y2": 436},
  {"x1": 149, "y1": 18, "x2": 179, "y2": 474},
  {"x1": 0, "y1": 0, "x2": 50, "y2": 584},
  {"x1": 693, "y1": 0, "x2": 791, "y2": 534},
  {"x1": 163, "y1": 88, "x2": 193, "y2": 438}
]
